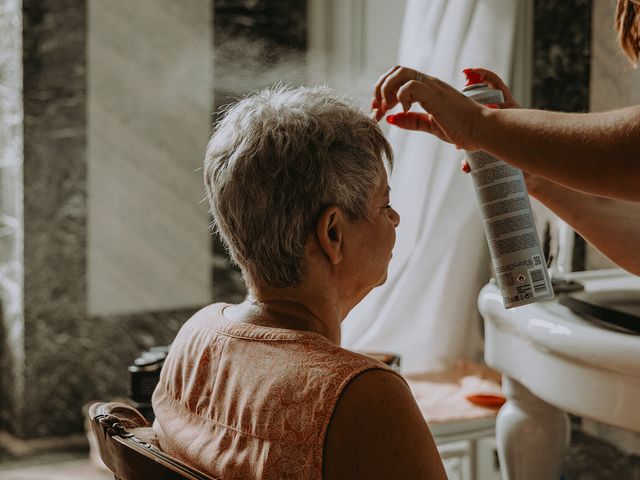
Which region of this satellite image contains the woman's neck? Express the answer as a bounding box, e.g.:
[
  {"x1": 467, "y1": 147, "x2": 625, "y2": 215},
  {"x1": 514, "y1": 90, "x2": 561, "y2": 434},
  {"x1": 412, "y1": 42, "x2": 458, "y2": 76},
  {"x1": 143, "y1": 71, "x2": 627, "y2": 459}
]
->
[{"x1": 226, "y1": 284, "x2": 344, "y2": 344}]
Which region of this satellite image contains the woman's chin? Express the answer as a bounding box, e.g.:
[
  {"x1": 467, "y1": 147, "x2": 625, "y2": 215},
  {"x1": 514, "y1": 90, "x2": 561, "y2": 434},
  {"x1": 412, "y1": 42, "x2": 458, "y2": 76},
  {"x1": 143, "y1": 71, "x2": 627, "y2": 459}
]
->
[{"x1": 351, "y1": 270, "x2": 391, "y2": 307}]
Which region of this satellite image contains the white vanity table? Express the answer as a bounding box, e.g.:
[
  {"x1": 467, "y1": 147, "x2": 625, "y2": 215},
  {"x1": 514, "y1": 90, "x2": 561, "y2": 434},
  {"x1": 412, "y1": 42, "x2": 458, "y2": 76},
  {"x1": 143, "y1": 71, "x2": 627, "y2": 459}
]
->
[{"x1": 479, "y1": 269, "x2": 640, "y2": 479}]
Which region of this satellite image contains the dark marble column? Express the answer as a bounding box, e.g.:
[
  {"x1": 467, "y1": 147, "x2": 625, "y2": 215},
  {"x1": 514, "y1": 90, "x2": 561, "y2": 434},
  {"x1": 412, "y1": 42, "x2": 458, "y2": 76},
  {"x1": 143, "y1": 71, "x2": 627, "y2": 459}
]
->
[
  {"x1": 210, "y1": 0, "x2": 307, "y2": 303},
  {"x1": 21, "y1": 0, "x2": 89, "y2": 438},
  {"x1": 532, "y1": 0, "x2": 592, "y2": 271}
]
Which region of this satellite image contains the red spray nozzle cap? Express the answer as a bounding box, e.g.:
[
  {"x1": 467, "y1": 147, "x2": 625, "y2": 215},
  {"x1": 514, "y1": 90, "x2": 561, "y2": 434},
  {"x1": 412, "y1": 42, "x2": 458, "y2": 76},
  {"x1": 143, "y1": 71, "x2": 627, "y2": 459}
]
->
[{"x1": 463, "y1": 69, "x2": 484, "y2": 86}]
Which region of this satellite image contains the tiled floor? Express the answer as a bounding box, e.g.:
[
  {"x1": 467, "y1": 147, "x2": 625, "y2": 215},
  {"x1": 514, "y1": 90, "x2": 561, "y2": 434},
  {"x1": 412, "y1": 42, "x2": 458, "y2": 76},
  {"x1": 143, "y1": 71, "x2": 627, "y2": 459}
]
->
[{"x1": 0, "y1": 454, "x2": 112, "y2": 480}]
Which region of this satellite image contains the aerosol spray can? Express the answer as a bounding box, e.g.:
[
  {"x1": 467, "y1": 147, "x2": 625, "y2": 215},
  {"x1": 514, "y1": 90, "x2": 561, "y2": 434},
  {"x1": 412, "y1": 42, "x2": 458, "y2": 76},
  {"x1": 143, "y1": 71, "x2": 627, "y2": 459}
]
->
[{"x1": 462, "y1": 70, "x2": 554, "y2": 308}]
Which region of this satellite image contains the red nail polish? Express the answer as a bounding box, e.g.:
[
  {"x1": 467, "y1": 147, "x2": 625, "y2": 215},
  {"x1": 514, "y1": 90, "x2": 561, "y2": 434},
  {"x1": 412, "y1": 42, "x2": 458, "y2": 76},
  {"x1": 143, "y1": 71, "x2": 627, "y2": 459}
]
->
[
  {"x1": 485, "y1": 103, "x2": 499, "y2": 109},
  {"x1": 386, "y1": 115, "x2": 396, "y2": 125}
]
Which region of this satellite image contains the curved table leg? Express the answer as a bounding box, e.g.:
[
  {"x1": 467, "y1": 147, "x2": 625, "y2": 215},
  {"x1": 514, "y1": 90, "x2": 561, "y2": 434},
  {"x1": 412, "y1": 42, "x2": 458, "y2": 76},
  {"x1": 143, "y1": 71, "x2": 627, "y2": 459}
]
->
[{"x1": 496, "y1": 376, "x2": 570, "y2": 480}]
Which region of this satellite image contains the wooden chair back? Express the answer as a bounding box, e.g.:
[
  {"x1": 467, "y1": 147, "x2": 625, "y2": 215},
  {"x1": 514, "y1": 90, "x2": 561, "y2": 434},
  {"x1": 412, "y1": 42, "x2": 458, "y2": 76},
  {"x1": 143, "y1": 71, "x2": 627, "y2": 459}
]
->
[{"x1": 89, "y1": 401, "x2": 216, "y2": 480}]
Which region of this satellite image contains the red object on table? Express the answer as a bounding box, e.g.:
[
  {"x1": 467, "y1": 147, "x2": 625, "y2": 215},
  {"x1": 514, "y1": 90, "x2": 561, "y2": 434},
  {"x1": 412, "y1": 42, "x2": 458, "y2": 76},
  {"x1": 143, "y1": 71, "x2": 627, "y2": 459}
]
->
[{"x1": 466, "y1": 394, "x2": 506, "y2": 409}]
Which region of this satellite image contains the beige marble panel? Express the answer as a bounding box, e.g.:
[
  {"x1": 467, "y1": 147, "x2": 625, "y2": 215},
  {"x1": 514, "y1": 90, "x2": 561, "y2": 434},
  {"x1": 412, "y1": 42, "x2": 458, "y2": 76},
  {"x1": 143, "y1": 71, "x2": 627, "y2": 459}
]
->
[
  {"x1": 88, "y1": 0, "x2": 213, "y2": 315},
  {"x1": 587, "y1": 0, "x2": 640, "y2": 270}
]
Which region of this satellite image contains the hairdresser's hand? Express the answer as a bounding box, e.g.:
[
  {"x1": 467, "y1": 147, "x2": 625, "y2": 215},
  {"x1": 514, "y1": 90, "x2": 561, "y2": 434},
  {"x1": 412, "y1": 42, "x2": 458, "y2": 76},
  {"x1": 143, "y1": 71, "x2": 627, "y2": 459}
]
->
[
  {"x1": 371, "y1": 65, "x2": 488, "y2": 151},
  {"x1": 457, "y1": 68, "x2": 521, "y2": 173},
  {"x1": 471, "y1": 68, "x2": 520, "y2": 109}
]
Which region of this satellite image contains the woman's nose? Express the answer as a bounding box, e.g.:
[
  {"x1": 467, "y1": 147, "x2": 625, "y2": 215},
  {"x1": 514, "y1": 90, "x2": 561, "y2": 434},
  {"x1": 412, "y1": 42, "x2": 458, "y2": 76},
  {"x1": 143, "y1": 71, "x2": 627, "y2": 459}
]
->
[{"x1": 391, "y1": 208, "x2": 400, "y2": 227}]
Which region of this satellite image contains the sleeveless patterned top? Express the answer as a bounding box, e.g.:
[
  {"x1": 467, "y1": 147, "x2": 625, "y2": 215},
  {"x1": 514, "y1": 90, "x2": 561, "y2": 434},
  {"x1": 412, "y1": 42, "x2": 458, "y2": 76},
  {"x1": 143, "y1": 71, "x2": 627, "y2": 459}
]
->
[{"x1": 152, "y1": 303, "x2": 397, "y2": 479}]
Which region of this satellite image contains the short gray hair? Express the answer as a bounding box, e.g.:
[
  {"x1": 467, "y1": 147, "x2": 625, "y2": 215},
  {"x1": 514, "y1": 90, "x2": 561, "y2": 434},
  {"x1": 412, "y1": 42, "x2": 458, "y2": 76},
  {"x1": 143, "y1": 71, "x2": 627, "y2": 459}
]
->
[{"x1": 204, "y1": 85, "x2": 393, "y2": 288}]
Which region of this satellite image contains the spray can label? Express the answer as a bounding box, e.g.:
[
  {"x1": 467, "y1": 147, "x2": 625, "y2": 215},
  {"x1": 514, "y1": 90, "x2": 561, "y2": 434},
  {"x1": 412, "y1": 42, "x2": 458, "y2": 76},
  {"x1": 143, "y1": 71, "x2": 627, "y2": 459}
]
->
[{"x1": 462, "y1": 82, "x2": 554, "y2": 308}]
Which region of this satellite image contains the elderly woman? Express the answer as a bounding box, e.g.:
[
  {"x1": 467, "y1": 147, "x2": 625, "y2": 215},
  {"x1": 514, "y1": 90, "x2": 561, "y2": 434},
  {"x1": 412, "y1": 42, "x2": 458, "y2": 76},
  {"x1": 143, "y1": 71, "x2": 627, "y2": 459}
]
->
[{"x1": 151, "y1": 86, "x2": 447, "y2": 479}]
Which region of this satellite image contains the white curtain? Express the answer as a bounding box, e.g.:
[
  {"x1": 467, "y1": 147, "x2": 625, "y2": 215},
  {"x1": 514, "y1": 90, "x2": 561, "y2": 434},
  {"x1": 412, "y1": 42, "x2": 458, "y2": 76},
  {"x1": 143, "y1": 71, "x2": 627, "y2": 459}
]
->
[{"x1": 342, "y1": 0, "x2": 520, "y2": 374}]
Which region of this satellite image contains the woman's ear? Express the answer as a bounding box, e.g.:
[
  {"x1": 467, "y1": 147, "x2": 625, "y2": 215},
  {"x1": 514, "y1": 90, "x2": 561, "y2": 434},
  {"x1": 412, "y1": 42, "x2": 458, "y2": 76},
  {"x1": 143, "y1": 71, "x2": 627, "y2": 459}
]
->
[{"x1": 316, "y1": 206, "x2": 344, "y2": 265}]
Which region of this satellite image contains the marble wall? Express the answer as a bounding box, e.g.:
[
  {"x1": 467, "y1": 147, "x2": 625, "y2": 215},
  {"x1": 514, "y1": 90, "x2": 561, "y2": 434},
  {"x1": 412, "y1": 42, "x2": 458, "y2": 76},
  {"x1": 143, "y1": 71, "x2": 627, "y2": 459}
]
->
[
  {"x1": 0, "y1": 0, "x2": 212, "y2": 441},
  {"x1": 533, "y1": 0, "x2": 593, "y2": 112},
  {"x1": 21, "y1": 0, "x2": 89, "y2": 438},
  {"x1": 88, "y1": 0, "x2": 213, "y2": 315}
]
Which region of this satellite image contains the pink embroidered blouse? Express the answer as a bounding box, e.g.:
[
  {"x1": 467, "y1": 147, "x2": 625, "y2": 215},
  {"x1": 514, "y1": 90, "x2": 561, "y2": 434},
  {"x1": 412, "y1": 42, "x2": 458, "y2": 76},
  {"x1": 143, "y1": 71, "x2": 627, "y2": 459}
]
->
[{"x1": 152, "y1": 303, "x2": 397, "y2": 479}]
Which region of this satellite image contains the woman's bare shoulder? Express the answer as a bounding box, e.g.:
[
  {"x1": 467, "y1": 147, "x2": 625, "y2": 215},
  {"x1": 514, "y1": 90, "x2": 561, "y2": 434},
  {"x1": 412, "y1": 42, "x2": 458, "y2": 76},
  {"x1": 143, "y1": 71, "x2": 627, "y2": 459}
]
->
[{"x1": 323, "y1": 369, "x2": 447, "y2": 480}]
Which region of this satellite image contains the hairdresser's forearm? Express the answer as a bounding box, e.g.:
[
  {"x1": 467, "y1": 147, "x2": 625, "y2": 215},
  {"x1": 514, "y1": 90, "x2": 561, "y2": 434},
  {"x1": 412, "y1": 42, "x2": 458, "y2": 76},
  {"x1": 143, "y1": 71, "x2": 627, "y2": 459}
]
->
[
  {"x1": 527, "y1": 176, "x2": 640, "y2": 275},
  {"x1": 478, "y1": 106, "x2": 640, "y2": 201}
]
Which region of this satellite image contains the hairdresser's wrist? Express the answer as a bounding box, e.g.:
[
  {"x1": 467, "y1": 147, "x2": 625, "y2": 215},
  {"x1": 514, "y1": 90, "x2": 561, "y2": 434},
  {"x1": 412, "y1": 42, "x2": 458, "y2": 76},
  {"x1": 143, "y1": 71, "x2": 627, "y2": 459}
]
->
[
  {"x1": 472, "y1": 107, "x2": 501, "y2": 152},
  {"x1": 523, "y1": 170, "x2": 546, "y2": 200}
]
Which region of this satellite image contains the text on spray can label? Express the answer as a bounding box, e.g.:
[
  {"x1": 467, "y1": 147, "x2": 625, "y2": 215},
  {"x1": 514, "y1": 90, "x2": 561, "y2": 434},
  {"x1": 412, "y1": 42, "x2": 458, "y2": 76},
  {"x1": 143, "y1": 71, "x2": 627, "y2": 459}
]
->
[{"x1": 462, "y1": 81, "x2": 554, "y2": 308}]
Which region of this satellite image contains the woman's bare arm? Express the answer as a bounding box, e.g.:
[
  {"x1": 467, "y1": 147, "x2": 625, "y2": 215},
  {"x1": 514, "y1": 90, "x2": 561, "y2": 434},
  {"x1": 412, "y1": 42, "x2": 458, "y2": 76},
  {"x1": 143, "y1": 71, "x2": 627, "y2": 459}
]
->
[
  {"x1": 373, "y1": 66, "x2": 640, "y2": 201},
  {"x1": 323, "y1": 369, "x2": 447, "y2": 480},
  {"x1": 484, "y1": 106, "x2": 640, "y2": 201},
  {"x1": 527, "y1": 174, "x2": 640, "y2": 274}
]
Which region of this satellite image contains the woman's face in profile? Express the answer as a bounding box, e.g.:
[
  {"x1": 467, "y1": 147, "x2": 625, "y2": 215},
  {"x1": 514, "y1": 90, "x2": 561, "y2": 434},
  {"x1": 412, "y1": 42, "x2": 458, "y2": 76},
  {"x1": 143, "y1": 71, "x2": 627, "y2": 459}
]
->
[{"x1": 344, "y1": 168, "x2": 400, "y2": 300}]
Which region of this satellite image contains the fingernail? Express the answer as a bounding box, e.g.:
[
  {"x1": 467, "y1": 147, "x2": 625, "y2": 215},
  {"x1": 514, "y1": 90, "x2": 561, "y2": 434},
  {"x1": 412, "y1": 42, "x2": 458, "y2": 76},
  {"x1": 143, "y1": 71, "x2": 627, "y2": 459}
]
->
[
  {"x1": 386, "y1": 114, "x2": 396, "y2": 125},
  {"x1": 485, "y1": 103, "x2": 499, "y2": 109}
]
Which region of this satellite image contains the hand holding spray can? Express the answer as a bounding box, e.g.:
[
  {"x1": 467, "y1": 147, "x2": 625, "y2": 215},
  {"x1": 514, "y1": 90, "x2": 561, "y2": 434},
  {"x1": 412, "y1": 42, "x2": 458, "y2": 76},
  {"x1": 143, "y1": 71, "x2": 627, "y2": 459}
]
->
[{"x1": 461, "y1": 70, "x2": 553, "y2": 308}]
